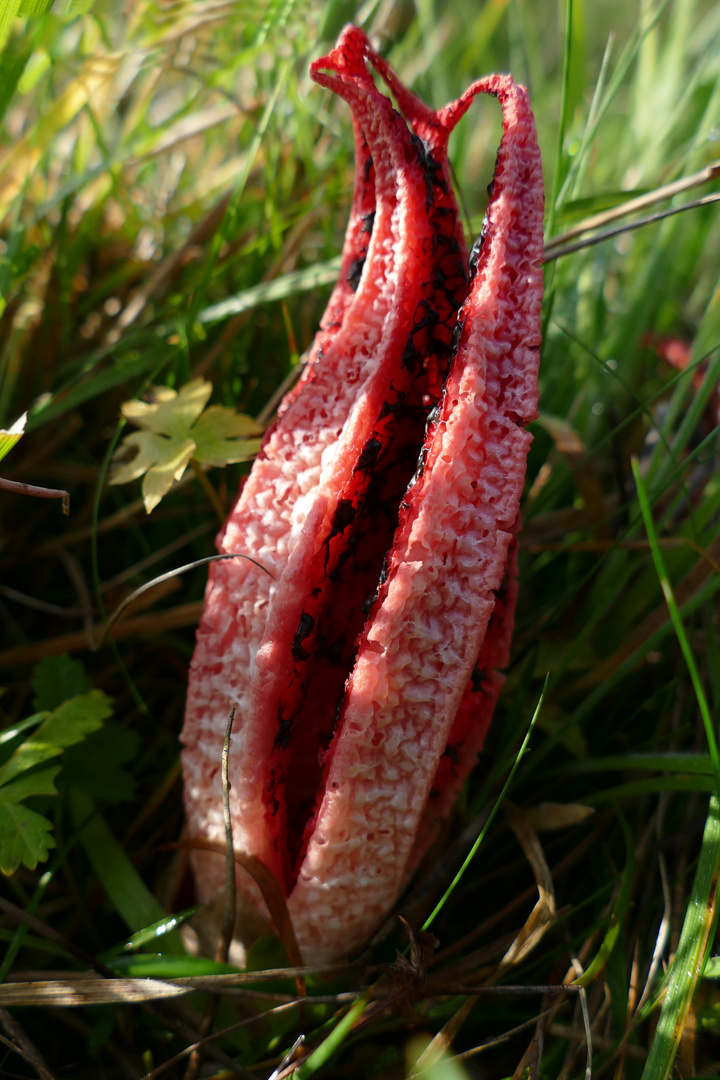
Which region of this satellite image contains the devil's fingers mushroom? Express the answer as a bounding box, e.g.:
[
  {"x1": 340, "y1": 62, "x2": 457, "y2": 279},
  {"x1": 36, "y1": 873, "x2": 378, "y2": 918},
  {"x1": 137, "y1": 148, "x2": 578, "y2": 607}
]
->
[{"x1": 182, "y1": 26, "x2": 543, "y2": 964}]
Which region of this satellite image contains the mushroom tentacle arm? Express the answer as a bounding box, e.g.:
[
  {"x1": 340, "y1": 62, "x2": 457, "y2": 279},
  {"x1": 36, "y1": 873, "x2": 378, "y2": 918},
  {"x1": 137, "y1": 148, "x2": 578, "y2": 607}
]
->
[{"x1": 182, "y1": 25, "x2": 544, "y2": 964}]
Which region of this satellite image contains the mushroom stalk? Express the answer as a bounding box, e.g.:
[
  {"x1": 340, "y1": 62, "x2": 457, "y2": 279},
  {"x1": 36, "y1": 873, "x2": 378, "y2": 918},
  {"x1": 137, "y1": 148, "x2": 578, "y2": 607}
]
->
[{"x1": 182, "y1": 26, "x2": 543, "y2": 964}]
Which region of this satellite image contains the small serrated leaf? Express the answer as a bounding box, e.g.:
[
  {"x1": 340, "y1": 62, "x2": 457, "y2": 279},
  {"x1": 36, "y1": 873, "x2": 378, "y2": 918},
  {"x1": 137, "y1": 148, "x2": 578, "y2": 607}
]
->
[
  {"x1": 121, "y1": 379, "x2": 211, "y2": 437},
  {"x1": 0, "y1": 801, "x2": 56, "y2": 875},
  {"x1": 0, "y1": 690, "x2": 112, "y2": 787},
  {"x1": 60, "y1": 722, "x2": 138, "y2": 803},
  {"x1": 109, "y1": 431, "x2": 196, "y2": 487},
  {"x1": 32, "y1": 654, "x2": 91, "y2": 711},
  {"x1": 192, "y1": 405, "x2": 263, "y2": 467},
  {"x1": 0, "y1": 765, "x2": 60, "y2": 802}
]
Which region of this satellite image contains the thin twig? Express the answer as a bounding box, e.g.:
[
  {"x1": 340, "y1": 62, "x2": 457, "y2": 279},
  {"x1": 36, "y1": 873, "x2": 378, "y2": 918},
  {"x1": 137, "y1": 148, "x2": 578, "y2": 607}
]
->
[
  {"x1": 218, "y1": 705, "x2": 237, "y2": 963},
  {"x1": 546, "y1": 159, "x2": 720, "y2": 250},
  {"x1": 100, "y1": 552, "x2": 273, "y2": 645},
  {"x1": 544, "y1": 191, "x2": 720, "y2": 262},
  {"x1": 0, "y1": 1008, "x2": 56, "y2": 1080},
  {"x1": 0, "y1": 476, "x2": 70, "y2": 514},
  {"x1": 183, "y1": 705, "x2": 237, "y2": 1080},
  {"x1": 0, "y1": 897, "x2": 116, "y2": 980},
  {"x1": 570, "y1": 958, "x2": 593, "y2": 1080},
  {"x1": 189, "y1": 457, "x2": 227, "y2": 523},
  {"x1": 141, "y1": 1003, "x2": 300, "y2": 1080}
]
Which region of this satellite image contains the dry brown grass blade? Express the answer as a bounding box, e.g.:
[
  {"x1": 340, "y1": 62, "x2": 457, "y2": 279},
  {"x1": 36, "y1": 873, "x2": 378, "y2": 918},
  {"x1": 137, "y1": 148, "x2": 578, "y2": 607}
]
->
[
  {"x1": 0, "y1": 976, "x2": 190, "y2": 1007},
  {"x1": 545, "y1": 191, "x2": 720, "y2": 261},
  {"x1": 0, "y1": 1007, "x2": 56, "y2": 1080},
  {"x1": 535, "y1": 414, "x2": 609, "y2": 536},
  {"x1": 413, "y1": 994, "x2": 477, "y2": 1074},
  {"x1": 496, "y1": 804, "x2": 556, "y2": 972},
  {"x1": 413, "y1": 803, "x2": 557, "y2": 1075},
  {"x1": 524, "y1": 803, "x2": 595, "y2": 832},
  {"x1": 105, "y1": 192, "x2": 232, "y2": 343},
  {"x1": 0, "y1": 476, "x2": 70, "y2": 514},
  {"x1": 187, "y1": 839, "x2": 305, "y2": 973},
  {"x1": 430, "y1": 818, "x2": 610, "y2": 970},
  {"x1": 0, "y1": 600, "x2": 203, "y2": 667},
  {"x1": 569, "y1": 533, "x2": 720, "y2": 691},
  {"x1": 545, "y1": 160, "x2": 720, "y2": 251}
]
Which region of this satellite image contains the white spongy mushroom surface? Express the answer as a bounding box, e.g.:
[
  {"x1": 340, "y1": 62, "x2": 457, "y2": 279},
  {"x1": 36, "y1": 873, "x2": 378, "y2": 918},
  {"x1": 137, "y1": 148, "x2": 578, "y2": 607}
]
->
[{"x1": 182, "y1": 47, "x2": 543, "y2": 964}]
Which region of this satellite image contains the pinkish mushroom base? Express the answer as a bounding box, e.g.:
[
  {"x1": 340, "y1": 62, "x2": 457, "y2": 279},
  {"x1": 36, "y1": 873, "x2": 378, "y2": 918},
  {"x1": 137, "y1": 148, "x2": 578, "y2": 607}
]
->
[{"x1": 182, "y1": 26, "x2": 543, "y2": 964}]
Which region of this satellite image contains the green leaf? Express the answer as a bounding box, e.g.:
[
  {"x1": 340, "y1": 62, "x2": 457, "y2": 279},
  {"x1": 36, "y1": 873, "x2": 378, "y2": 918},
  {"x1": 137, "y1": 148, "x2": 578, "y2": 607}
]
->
[
  {"x1": 0, "y1": 411, "x2": 26, "y2": 463},
  {"x1": 59, "y1": 722, "x2": 138, "y2": 803},
  {"x1": 191, "y1": 405, "x2": 262, "y2": 467},
  {"x1": 71, "y1": 790, "x2": 184, "y2": 951},
  {"x1": 0, "y1": 765, "x2": 59, "y2": 802},
  {"x1": 108, "y1": 378, "x2": 262, "y2": 513},
  {"x1": 0, "y1": 712, "x2": 47, "y2": 750},
  {"x1": 32, "y1": 653, "x2": 92, "y2": 711},
  {"x1": 100, "y1": 906, "x2": 201, "y2": 959},
  {"x1": 120, "y1": 379, "x2": 211, "y2": 437},
  {"x1": 109, "y1": 431, "x2": 196, "y2": 513},
  {"x1": 0, "y1": 800, "x2": 55, "y2": 875},
  {"x1": 0, "y1": 690, "x2": 112, "y2": 788},
  {"x1": 109, "y1": 953, "x2": 240, "y2": 977},
  {"x1": 641, "y1": 795, "x2": 720, "y2": 1080},
  {"x1": 704, "y1": 956, "x2": 720, "y2": 979}
]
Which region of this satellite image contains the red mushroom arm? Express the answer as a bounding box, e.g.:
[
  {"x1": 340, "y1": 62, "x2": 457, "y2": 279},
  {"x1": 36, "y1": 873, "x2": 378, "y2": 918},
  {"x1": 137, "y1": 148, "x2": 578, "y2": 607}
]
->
[{"x1": 182, "y1": 29, "x2": 543, "y2": 964}]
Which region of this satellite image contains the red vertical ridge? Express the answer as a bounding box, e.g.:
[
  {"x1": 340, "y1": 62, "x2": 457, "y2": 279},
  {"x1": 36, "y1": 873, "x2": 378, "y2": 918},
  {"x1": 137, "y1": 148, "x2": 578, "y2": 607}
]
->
[
  {"x1": 250, "y1": 28, "x2": 464, "y2": 887},
  {"x1": 181, "y1": 41, "x2": 377, "y2": 902},
  {"x1": 288, "y1": 75, "x2": 543, "y2": 962}
]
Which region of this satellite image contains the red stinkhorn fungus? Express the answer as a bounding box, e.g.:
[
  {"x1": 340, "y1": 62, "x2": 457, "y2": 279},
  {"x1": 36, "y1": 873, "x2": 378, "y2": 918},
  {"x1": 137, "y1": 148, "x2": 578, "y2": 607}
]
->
[{"x1": 182, "y1": 26, "x2": 543, "y2": 964}]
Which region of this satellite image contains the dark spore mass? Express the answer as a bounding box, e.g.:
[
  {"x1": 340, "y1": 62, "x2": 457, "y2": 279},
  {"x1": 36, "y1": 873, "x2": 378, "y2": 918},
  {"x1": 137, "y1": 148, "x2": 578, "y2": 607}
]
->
[
  {"x1": 347, "y1": 257, "x2": 366, "y2": 292},
  {"x1": 292, "y1": 612, "x2": 316, "y2": 662},
  {"x1": 355, "y1": 435, "x2": 382, "y2": 474}
]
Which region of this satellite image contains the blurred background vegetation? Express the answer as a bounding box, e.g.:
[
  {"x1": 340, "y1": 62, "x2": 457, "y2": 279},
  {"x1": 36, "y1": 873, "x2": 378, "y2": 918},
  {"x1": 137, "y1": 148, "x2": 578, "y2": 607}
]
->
[{"x1": 1, "y1": 0, "x2": 720, "y2": 1076}]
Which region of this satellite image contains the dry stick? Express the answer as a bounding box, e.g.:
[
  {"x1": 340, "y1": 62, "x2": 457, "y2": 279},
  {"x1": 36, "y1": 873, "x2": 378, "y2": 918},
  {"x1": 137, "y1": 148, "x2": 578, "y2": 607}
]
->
[
  {"x1": 141, "y1": 1002, "x2": 301, "y2": 1080},
  {"x1": 544, "y1": 191, "x2": 720, "y2": 262},
  {"x1": 0, "y1": 477, "x2": 69, "y2": 515},
  {"x1": 545, "y1": 159, "x2": 720, "y2": 251},
  {"x1": 0, "y1": 1007, "x2": 56, "y2": 1080},
  {"x1": 0, "y1": 897, "x2": 117, "y2": 980},
  {"x1": 0, "y1": 902, "x2": 244, "y2": 1076},
  {"x1": 267, "y1": 1034, "x2": 306, "y2": 1080},
  {"x1": 183, "y1": 706, "x2": 237, "y2": 1080},
  {"x1": 189, "y1": 457, "x2": 226, "y2": 524},
  {"x1": 454, "y1": 1004, "x2": 566, "y2": 1065}
]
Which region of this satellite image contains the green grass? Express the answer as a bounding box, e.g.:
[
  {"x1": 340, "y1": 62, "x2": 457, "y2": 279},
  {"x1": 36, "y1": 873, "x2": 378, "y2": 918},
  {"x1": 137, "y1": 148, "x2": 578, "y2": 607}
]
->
[{"x1": 1, "y1": 0, "x2": 719, "y2": 1076}]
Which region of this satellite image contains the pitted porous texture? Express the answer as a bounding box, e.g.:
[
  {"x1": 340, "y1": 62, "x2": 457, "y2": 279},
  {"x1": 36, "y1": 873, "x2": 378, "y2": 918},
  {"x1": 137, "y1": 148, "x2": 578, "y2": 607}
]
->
[
  {"x1": 182, "y1": 27, "x2": 543, "y2": 964},
  {"x1": 288, "y1": 74, "x2": 543, "y2": 962},
  {"x1": 181, "y1": 38, "x2": 380, "y2": 896}
]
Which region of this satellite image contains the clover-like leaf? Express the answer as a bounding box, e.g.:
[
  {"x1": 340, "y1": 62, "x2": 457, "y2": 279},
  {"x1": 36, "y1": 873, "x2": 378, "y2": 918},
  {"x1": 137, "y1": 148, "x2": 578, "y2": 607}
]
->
[
  {"x1": 109, "y1": 378, "x2": 263, "y2": 513},
  {"x1": 0, "y1": 690, "x2": 113, "y2": 876},
  {"x1": 192, "y1": 405, "x2": 263, "y2": 467},
  {"x1": 121, "y1": 379, "x2": 211, "y2": 437},
  {"x1": 0, "y1": 801, "x2": 56, "y2": 876},
  {"x1": 0, "y1": 411, "x2": 27, "y2": 463}
]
